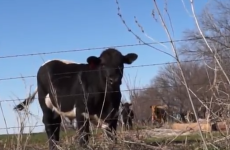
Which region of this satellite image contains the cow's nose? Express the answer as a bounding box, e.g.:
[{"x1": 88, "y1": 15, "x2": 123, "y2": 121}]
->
[
  {"x1": 109, "y1": 78, "x2": 115, "y2": 84},
  {"x1": 109, "y1": 77, "x2": 120, "y2": 85}
]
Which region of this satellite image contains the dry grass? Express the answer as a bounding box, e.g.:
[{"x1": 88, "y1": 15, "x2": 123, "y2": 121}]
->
[{"x1": 0, "y1": 122, "x2": 229, "y2": 150}]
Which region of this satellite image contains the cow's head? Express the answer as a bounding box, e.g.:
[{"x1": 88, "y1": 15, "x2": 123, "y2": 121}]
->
[
  {"x1": 86, "y1": 48, "x2": 138, "y2": 86},
  {"x1": 121, "y1": 103, "x2": 132, "y2": 111},
  {"x1": 121, "y1": 102, "x2": 133, "y2": 118},
  {"x1": 150, "y1": 105, "x2": 167, "y2": 123}
]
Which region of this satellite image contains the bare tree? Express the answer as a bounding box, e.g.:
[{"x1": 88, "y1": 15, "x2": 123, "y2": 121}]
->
[
  {"x1": 177, "y1": 0, "x2": 230, "y2": 121},
  {"x1": 179, "y1": 1, "x2": 230, "y2": 61},
  {"x1": 115, "y1": 0, "x2": 230, "y2": 149}
]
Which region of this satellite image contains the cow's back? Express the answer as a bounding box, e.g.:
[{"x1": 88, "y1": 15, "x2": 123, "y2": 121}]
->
[
  {"x1": 37, "y1": 60, "x2": 86, "y2": 85},
  {"x1": 37, "y1": 60, "x2": 91, "y2": 112},
  {"x1": 37, "y1": 60, "x2": 87, "y2": 99}
]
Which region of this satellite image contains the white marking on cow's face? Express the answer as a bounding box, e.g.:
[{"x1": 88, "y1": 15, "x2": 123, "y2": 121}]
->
[
  {"x1": 45, "y1": 94, "x2": 76, "y2": 119},
  {"x1": 81, "y1": 112, "x2": 109, "y2": 129},
  {"x1": 42, "y1": 59, "x2": 78, "y2": 66}
]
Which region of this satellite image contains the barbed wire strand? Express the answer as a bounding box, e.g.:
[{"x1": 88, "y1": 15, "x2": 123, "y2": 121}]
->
[
  {"x1": 0, "y1": 36, "x2": 224, "y2": 59},
  {"x1": 0, "y1": 56, "x2": 224, "y2": 81},
  {"x1": 0, "y1": 82, "x2": 212, "y2": 103},
  {"x1": 0, "y1": 118, "x2": 129, "y2": 130}
]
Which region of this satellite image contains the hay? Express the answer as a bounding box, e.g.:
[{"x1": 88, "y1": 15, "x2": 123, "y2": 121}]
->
[
  {"x1": 215, "y1": 121, "x2": 228, "y2": 131},
  {"x1": 170, "y1": 122, "x2": 211, "y2": 132}
]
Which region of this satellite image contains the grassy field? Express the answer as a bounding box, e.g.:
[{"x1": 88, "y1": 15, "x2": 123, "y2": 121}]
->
[{"x1": 0, "y1": 126, "x2": 229, "y2": 150}]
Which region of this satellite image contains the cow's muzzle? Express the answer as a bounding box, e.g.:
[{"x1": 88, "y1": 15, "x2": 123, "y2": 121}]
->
[{"x1": 109, "y1": 77, "x2": 121, "y2": 85}]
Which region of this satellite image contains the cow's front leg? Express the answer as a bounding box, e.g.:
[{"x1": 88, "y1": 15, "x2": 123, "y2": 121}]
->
[
  {"x1": 128, "y1": 118, "x2": 133, "y2": 130},
  {"x1": 104, "y1": 117, "x2": 118, "y2": 143},
  {"x1": 76, "y1": 114, "x2": 90, "y2": 147}
]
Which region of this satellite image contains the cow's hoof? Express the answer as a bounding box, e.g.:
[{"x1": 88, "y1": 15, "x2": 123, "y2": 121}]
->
[
  {"x1": 49, "y1": 145, "x2": 58, "y2": 150},
  {"x1": 113, "y1": 137, "x2": 118, "y2": 144},
  {"x1": 105, "y1": 132, "x2": 117, "y2": 143},
  {"x1": 79, "y1": 137, "x2": 89, "y2": 148}
]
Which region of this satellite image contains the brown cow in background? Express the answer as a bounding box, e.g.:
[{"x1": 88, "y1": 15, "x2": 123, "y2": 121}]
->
[{"x1": 150, "y1": 104, "x2": 168, "y2": 125}]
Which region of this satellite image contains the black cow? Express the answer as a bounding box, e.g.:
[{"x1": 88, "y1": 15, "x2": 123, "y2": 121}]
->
[
  {"x1": 14, "y1": 48, "x2": 138, "y2": 150},
  {"x1": 120, "y1": 102, "x2": 134, "y2": 130}
]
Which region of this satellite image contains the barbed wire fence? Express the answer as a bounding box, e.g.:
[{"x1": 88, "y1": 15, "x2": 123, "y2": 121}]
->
[
  {"x1": 0, "y1": 36, "x2": 227, "y2": 133},
  {"x1": 0, "y1": 83, "x2": 218, "y2": 130}
]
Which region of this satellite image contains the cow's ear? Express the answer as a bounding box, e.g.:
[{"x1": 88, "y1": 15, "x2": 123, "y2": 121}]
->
[
  {"x1": 87, "y1": 56, "x2": 101, "y2": 69},
  {"x1": 123, "y1": 53, "x2": 138, "y2": 64}
]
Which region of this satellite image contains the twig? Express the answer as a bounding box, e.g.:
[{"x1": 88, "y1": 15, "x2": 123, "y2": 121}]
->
[{"x1": 153, "y1": 0, "x2": 208, "y2": 149}]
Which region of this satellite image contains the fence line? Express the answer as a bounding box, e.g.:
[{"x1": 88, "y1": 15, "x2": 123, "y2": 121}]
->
[
  {"x1": 0, "y1": 56, "x2": 226, "y2": 81},
  {"x1": 0, "y1": 82, "x2": 214, "y2": 103},
  {"x1": 1, "y1": 35, "x2": 229, "y2": 132},
  {"x1": 0, "y1": 35, "x2": 226, "y2": 59},
  {"x1": 1, "y1": 90, "x2": 228, "y2": 131},
  {"x1": 0, "y1": 118, "x2": 129, "y2": 130},
  {"x1": 0, "y1": 124, "x2": 45, "y2": 130},
  {"x1": 0, "y1": 63, "x2": 162, "y2": 81},
  {"x1": 0, "y1": 119, "x2": 134, "y2": 130}
]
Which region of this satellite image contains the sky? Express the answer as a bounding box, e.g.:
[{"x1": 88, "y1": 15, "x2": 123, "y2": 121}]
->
[{"x1": 0, "y1": 0, "x2": 211, "y2": 134}]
